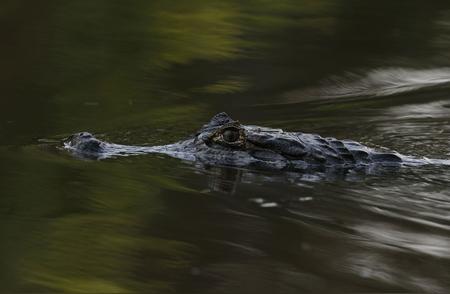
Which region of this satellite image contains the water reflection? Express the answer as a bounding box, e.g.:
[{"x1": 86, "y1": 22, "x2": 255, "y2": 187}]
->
[
  {"x1": 2, "y1": 139, "x2": 450, "y2": 293},
  {"x1": 2, "y1": 0, "x2": 450, "y2": 293},
  {"x1": 368, "y1": 98, "x2": 450, "y2": 158},
  {"x1": 0, "y1": 147, "x2": 199, "y2": 293},
  {"x1": 284, "y1": 68, "x2": 450, "y2": 102}
]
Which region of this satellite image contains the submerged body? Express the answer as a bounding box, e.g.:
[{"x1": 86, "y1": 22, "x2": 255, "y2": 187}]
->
[{"x1": 64, "y1": 113, "x2": 444, "y2": 170}]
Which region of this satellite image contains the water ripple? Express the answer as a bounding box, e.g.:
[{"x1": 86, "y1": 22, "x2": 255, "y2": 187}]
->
[{"x1": 286, "y1": 67, "x2": 450, "y2": 101}]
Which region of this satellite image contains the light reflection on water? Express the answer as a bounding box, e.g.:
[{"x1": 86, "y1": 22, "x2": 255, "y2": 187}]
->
[
  {"x1": 1, "y1": 0, "x2": 450, "y2": 293},
  {"x1": 285, "y1": 67, "x2": 450, "y2": 102}
]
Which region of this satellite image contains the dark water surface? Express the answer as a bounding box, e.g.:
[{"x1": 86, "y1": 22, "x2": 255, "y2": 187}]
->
[{"x1": 2, "y1": 1, "x2": 450, "y2": 293}]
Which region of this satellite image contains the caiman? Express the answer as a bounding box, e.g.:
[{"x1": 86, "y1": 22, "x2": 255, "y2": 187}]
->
[{"x1": 64, "y1": 112, "x2": 448, "y2": 170}]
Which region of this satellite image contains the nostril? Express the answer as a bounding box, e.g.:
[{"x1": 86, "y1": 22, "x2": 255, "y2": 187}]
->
[{"x1": 80, "y1": 132, "x2": 93, "y2": 139}]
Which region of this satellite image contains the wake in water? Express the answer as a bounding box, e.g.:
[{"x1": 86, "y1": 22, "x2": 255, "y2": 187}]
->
[
  {"x1": 402, "y1": 156, "x2": 450, "y2": 167},
  {"x1": 286, "y1": 67, "x2": 450, "y2": 101}
]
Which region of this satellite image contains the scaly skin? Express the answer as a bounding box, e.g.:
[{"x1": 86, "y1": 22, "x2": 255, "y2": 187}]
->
[{"x1": 64, "y1": 112, "x2": 416, "y2": 170}]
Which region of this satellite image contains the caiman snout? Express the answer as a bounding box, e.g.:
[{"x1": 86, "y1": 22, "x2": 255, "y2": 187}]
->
[{"x1": 65, "y1": 132, "x2": 104, "y2": 154}]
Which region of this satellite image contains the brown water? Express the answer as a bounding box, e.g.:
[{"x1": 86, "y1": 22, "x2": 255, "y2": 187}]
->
[{"x1": 1, "y1": 1, "x2": 450, "y2": 293}]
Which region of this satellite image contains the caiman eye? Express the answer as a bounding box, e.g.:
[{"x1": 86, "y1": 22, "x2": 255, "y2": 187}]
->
[{"x1": 222, "y1": 128, "x2": 240, "y2": 143}]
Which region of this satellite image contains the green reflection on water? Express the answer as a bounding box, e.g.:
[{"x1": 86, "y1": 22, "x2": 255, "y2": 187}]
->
[
  {"x1": 1, "y1": 0, "x2": 335, "y2": 143},
  {"x1": 0, "y1": 147, "x2": 198, "y2": 293},
  {"x1": 2, "y1": 0, "x2": 450, "y2": 293}
]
